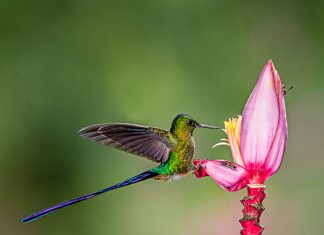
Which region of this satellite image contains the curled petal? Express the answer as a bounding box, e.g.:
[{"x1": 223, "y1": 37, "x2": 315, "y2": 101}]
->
[
  {"x1": 241, "y1": 60, "x2": 280, "y2": 170},
  {"x1": 264, "y1": 72, "x2": 288, "y2": 176},
  {"x1": 195, "y1": 160, "x2": 249, "y2": 192}
]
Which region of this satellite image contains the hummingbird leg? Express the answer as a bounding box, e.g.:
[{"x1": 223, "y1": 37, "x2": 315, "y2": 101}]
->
[
  {"x1": 192, "y1": 159, "x2": 208, "y2": 178},
  {"x1": 193, "y1": 158, "x2": 207, "y2": 171}
]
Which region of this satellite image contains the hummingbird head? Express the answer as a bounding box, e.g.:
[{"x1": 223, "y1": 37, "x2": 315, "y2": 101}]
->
[{"x1": 170, "y1": 114, "x2": 218, "y2": 139}]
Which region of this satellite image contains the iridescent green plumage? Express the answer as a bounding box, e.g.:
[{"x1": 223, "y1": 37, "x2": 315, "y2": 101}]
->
[
  {"x1": 154, "y1": 114, "x2": 199, "y2": 179},
  {"x1": 21, "y1": 114, "x2": 217, "y2": 223}
]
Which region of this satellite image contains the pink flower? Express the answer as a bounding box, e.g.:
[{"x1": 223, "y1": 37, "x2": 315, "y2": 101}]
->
[{"x1": 195, "y1": 60, "x2": 288, "y2": 191}]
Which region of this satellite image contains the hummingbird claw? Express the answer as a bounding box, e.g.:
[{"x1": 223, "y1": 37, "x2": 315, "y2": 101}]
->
[
  {"x1": 193, "y1": 159, "x2": 208, "y2": 178},
  {"x1": 193, "y1": 159, "x2": 207, "y2": 170}
]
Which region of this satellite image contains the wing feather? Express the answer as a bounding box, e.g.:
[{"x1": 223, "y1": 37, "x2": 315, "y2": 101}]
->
[{"x1": 78, "y1": 123, "x2": 177, "y2": 163}]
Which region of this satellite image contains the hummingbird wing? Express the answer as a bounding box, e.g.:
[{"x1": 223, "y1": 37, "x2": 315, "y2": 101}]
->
[{"x1": 78, "y1": 123, "x2": 177, "y2": 163}]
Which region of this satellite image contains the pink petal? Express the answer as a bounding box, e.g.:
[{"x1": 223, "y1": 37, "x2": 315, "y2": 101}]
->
[
  {"x1": 199, "y1": 160, "x2": 249, "y2": 192},
  {"x1": 264, "y1": 72, "x2": 288, "y2": 176},
  {"x1": 241, "y1": 60, "x2": 280, "y2": 170}
]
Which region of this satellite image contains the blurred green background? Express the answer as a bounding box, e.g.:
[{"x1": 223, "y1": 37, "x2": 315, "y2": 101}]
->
[{"x1": 1, "y1": 0, "x2": 324, "y2": 234}]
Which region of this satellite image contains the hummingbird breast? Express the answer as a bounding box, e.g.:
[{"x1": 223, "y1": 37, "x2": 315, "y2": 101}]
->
[
  {"x1": 174, "y1": 136, "x2": 195, "y2": 170},
  {"x1": 154, "y1": 136, "x2": 196, "y2": 180}
]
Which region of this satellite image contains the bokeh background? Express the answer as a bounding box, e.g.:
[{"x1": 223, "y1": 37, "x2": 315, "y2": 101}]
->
[{"x1": 1, "y1": 1, "x2": 324, "y2": 234}]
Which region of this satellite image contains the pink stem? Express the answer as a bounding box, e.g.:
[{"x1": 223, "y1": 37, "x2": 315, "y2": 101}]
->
[{"x1": 239, "y1": 185, "x2": 266, "y2": 235}]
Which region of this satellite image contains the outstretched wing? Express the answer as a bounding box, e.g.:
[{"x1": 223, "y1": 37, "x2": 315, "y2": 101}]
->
[{"x1": 78, "y1": 123, "x2": 177, "y2": 163}]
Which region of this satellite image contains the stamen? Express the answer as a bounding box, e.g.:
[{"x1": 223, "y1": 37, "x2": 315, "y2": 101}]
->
[
  {"x1": 224, "y1": 116, "x2": 244, "y2": 166},
  {"x1": 212, "y1": 142, "x2": 230, "y2": 148}
]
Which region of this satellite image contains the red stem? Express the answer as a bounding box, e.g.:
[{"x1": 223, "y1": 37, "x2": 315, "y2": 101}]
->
[{"x1": 240, "y1": 185, "x2": 266, "y2": 235}]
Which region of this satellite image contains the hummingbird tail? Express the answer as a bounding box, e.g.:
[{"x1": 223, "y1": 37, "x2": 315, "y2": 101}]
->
[{"x1": 21, "y1": 169, "x2": 159, "y2": 223}]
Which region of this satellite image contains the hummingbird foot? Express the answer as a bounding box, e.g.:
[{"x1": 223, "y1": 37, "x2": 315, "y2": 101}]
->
[
  {"x1": 193, "y1": 159, "x2": 209, "y2": 178},
  {"x1": 193, "y1": 158, "x2": 207, "y2": 171}
]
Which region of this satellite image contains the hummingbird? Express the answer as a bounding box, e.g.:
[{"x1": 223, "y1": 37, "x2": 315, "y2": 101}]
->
[{"x1": 21, "y1": 114, "x2": 218, "y2": 223}]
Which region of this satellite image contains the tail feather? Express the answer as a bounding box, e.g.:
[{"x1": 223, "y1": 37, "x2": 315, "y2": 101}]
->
[{"x1": 21, "y1": 170, "x2": 158, "y2": 223}]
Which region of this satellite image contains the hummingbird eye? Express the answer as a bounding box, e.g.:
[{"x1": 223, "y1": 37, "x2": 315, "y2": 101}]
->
[{"x1": 187, "y1": 120, "x2": 195, "y2": 126}]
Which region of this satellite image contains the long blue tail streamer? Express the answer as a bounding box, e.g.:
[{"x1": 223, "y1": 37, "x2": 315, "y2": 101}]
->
[{"x1": 21, "y1": 170, "x2": 158, "y2": 223}]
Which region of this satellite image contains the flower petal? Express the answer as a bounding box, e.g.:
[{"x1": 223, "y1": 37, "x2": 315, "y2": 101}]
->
[
  {"x1": 196, "y1": 160, "x2": 249, "y2": 192},
  {"x1": 241, "y1": 60, "x2": 279, "y2": 170},
  {"x1": 264, "y1": 72, "x2": 288, "y2": 176}
]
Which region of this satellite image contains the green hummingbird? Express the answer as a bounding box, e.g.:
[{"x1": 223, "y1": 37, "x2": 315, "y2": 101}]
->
[{"x1": 21, "y1": 114, "x2": 218, "y2": 223}]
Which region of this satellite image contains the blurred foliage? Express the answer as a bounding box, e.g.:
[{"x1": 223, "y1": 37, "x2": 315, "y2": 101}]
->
[{"x1": 1, "y1": 0, "x2": 324, "y2": 234}]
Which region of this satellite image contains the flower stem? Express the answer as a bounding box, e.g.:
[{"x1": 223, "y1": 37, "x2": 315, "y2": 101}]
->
[{"x1": 239, "y1": 185, "x2": 266, "y2": 235}]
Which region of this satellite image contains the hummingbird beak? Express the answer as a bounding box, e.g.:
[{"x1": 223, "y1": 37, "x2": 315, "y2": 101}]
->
[{"x1": 196, "y1": 122, "x2": 219, "y2": 130}]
